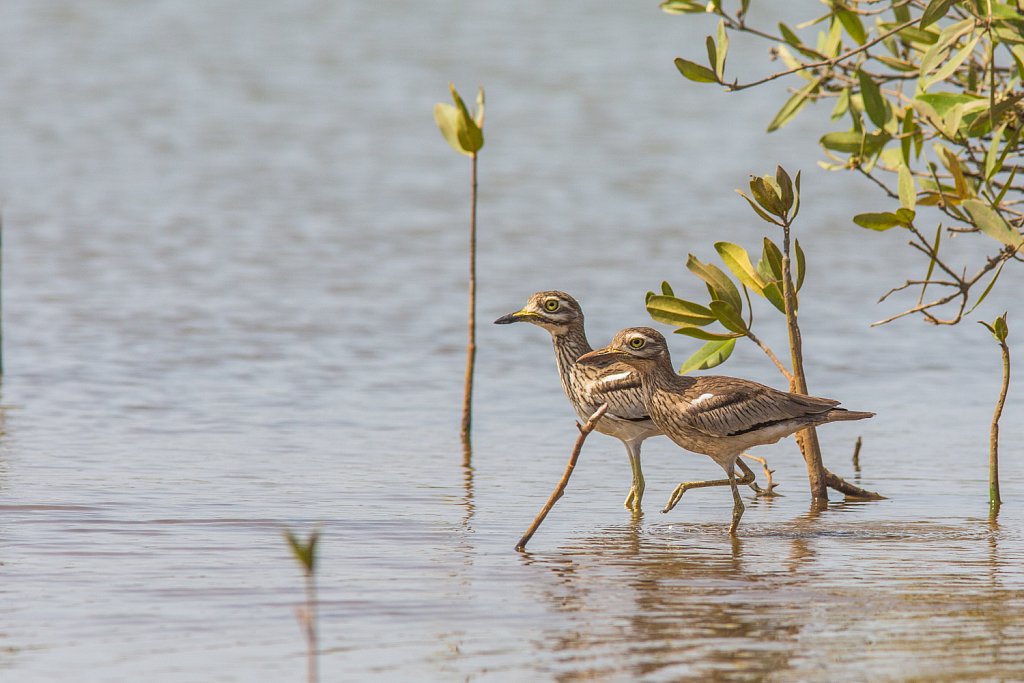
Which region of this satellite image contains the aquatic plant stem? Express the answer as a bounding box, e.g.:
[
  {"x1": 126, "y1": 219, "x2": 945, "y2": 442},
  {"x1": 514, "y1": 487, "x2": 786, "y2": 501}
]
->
[
  {"x1": 302, "y1": 572, "x2": 318, "y2": 683},
  {"x1": 990, "y1": 332, "x2": 1009, "y2": 511},
  {"x1": 780, "y1": 217, "x2": 828, "y2": 502},
  {"x1": 516, "y1": 404, "x2": 608, "y2": 552},
  {"x1": 780, "y1": 215, "x2": 883, "y2": 502},
  {"x1": 461, "y1": 153, "x2": 477, "y2": 465}
]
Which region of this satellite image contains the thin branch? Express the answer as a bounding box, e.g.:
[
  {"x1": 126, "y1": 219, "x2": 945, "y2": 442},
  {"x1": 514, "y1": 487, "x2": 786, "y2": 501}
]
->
[
  {"x1": 745, "y1": 329, "x2": 796, "y2": 384},
  {"x1": 726, "y1": 18, "x2": 919, "y2": 92},
  {"x1": 515, "y1": 404, "x2": 608, "y2": 552},
  {"x1": 824, "y1": 468, "x2": 885, "y2": 499}
]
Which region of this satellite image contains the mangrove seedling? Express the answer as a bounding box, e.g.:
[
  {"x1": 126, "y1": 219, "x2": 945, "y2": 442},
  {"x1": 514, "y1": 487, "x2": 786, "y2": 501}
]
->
[
  {"x1": 979, "y1": 313, "x2": 1010, "y2": 512},
  {"x1": 434, "y1": 83, "x2": 485, "y2": 464},
  {"x1": 284, "y1": 527, "x2": 321, "y2": 683}
]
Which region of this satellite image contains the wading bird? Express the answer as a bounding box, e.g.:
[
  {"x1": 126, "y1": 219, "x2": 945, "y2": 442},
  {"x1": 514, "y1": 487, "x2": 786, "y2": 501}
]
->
[
  {"x1": 495, "y1": 292, "x2": 769, "y2": 512},
  {"x1": 578, "y1": 327, "x2": 873, "y2": 534}
]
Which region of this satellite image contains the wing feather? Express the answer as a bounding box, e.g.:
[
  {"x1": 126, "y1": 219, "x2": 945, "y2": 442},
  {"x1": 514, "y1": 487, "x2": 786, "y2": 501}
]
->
[{"x1": 681, "y1": 376, "x2": 839, "y2": 438}]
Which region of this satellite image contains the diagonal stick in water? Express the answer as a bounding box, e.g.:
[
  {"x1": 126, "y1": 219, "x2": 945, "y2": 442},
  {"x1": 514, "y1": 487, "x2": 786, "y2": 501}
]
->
[{"x1": 515, "y1": 404, "x2": 608, "y2": 552}]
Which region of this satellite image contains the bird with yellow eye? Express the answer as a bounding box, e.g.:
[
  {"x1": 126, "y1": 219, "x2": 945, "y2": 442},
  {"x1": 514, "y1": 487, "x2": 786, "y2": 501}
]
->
[
  {"x1": 579, "y1": 327, "x2": 874, "y2": 534},
  {"x1": 495, "y1": 291, "x2": 771, "y2": 512}
]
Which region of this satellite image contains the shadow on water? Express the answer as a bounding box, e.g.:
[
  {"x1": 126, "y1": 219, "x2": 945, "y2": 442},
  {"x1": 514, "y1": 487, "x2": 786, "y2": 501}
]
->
[{"x1": 514, "y1": 503, "x2": 1024, "y2": 682}]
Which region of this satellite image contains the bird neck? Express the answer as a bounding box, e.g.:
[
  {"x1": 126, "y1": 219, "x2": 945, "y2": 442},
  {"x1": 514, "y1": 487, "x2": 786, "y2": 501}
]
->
[
  {"x1": 639, "y1": 356, "x2": 694, "y2": 399},
  {"x1": 551, "y1": 323, "x2": 592, "y2": 370}
]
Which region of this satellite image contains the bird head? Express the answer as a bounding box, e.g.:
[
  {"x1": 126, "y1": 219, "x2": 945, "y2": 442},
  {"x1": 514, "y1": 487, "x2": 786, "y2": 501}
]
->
[
  {"x1": 493, "y1": 291, "x2": 583, "y2": 335},
  {"x1": 577, "y1": 327, "x2": 670, "y2": 369}
]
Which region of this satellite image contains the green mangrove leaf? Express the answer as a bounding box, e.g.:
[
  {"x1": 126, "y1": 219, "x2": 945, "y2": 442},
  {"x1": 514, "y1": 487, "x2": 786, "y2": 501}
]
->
[
  {"x1": 963, "y1": 199, "x2": 1024, "y2": 247},
  {"x1": 434, "y1": 84, "x2": 484, "y2": 156},
  {"x1": 686, "y1": 254, "x2": 743, "y2": 313},
  {"x1": 674, "y1": 326, "x2": 744, "y2": 341},
  {"x1": 836, "y1": 6, "x2": 866, "y2": 45},
  {"x1": 858, "y1": 69, "x2": 887, "y2": 128},
  {"x1": 715, "y1": 19, "x2": 728, "y2": 78},
  {"x1": 767, "y1": 77, "x2": 820, "y2": 132},
  {"x1": 854, "y1": 212, "x2": 903, "y2": 230},
  {"x1": 715, "y1": 242, "x2": 765, "y2": 293},
  {"x1": 795, "y1": 238, "x2": 806, "y2": 292},
  {"x1": 646, "y1": 295, "x2": 717, "y2": 326},
  {"x1": 898, "y1": 164, "x2": 916, "y2": 210},
  {"x1": 920, "y1": 0, "x2": 958, "y2": 29},
  {"x1": 678, "y1": 338, "x2": 737, "y2": 374},
  {"x1": 709, "y1": 299, "x2": 749, "y2": 334},
  {"x1": 675, "y1": 57, "x2": 718, "y2": 83}
]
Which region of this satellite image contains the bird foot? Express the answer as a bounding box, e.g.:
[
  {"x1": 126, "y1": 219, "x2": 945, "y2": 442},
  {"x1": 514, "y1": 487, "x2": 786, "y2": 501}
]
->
[{"x1": 624, "y1": 487, "x2": 643, "y2": 512}]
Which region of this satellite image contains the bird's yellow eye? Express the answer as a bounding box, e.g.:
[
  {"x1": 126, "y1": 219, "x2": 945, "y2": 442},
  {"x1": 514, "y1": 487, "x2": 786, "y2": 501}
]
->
[
  {"x1": 629, "y1": 337, "x2": 646, "y2": 349},
  {"x1": 544, "y1": 299, "x2": 560, "y2": 312}
]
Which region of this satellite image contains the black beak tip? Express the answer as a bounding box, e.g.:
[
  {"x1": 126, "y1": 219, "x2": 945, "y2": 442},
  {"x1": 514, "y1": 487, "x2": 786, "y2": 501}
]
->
[{"x1": 494, "y1": 313, "x2": 518, "y2": 325}]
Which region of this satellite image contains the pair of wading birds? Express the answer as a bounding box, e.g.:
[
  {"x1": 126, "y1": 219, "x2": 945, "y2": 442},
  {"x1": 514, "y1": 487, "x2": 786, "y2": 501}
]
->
[{"x1": 495, "y1": 291, "x2": 873, "y2": 535}]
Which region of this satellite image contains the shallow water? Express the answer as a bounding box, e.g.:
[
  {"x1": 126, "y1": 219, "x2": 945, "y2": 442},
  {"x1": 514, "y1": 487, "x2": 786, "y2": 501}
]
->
[{"x1": 0, "y1": 1, "x2": 1023, "y2": 681}]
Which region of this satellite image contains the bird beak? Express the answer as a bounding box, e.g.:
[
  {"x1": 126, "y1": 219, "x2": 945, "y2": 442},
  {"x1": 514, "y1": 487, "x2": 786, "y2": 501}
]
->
[
  {"x1": 577, "y1": 347, "x2": 627, "y2": 366},
  {"x1": 494, "y1": 309, "x2": 536, "y2": 324}
]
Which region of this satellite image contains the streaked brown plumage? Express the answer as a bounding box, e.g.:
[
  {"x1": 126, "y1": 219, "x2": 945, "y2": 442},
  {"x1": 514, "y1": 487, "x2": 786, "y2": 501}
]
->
[
  {"x1": 494, "y1": 292, "x2": 659, "y2": 511},
  {"x1": 578, "y1": 327, "x2": 873, "y2": 534}
]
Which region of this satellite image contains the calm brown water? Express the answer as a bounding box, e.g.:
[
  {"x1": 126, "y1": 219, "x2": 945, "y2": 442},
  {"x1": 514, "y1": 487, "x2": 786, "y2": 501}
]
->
[{"x1": 0, "y1": 1, "x2": 1022, "y2": 681}]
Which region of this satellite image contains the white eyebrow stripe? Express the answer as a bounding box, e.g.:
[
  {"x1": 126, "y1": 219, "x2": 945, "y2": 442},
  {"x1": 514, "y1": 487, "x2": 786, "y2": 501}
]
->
[
  {"x1": 601, "y1": 371, "x2": 633, "y2": 383},
  {"x1": 692, "y1": 393, "x2": 715, "y2": 405}
]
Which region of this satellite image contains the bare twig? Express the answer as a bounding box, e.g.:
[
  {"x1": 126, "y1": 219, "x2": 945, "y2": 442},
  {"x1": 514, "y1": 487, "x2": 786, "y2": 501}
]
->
[
  {"x1": 824, "y1": 468, "x2": 886, "y2": 499},
  {"x1": 745, "y1": 329, "x2": 796, "y2": 384},
  {"x1": 515, "y1": 404, "x2": 608, "y2": 551},
  {"x1": 740, "y1": 453, "x2": 780, "y2": 497},
  {"x1": 725, "y1": 19, "x2": 918, "y2": 92}
]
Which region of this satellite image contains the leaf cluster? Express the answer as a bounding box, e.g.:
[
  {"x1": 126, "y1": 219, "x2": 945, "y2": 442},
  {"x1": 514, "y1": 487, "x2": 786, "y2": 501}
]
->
[
  {"x1": 284, "y1": 528, "x2": 321, "y2": 577},
  {"x1": 980, "y1": 311, "x2": 1009, "y2": 343},
  {"x1": 646, "y1": 168, "x2": 805, "y2": 374},
  {"x1": 434, "y1": 84, "x2": 485, "y2": 157},
  {"x1": 664, "y1": 0, "x2": 1024, "y2": 326}
]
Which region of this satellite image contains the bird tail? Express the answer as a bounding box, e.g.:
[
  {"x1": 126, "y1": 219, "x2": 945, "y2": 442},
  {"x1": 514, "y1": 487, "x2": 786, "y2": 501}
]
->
[{"x1": 824, "y1": 408, "x2": 875, "y2": 422}]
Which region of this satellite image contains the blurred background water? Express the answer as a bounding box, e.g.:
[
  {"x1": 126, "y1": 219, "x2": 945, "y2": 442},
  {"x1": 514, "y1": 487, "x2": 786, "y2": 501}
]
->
[{"x1": 0, "y1": 1, "x2": 1022, "y2": 681}]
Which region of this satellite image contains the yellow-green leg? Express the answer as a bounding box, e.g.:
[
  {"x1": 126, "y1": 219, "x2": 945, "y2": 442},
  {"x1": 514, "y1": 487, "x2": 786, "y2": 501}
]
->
[
  {"x1": 623, "y1": 441, "x2": 645, "y2": 511},
  {"x1": 728, "y1": 464, "x2": 745, "y2": 535},
  {"x1": 662, "y1": 462, "x2": 755, "y2": 513}
]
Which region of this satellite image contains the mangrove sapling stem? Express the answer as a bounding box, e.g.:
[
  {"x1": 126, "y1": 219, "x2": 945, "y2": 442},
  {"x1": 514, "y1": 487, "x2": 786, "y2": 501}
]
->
[
  {"x1": 283, "y1": 528, "x2": 320, "y2": 683},
  {"x1": 300, "y1": 572, "x2": 318, "y2": 683},
  {"x1": 779, "y1": 215, "x2": 883, "y2": 501},
  {"x1": 434, "y1": 83, "x2": 484, "y2": 463},
  {"x1": 780, "y1": 218, "x2": 828, "y2": 501},
  {"x1": 515, "y1": 404, "x2": 608, "y2": 552},
  {"x1": 852, "y1": 436, "x2": 862, "y2": 475},
  {"x1": 461, "y1": 152, "x2": 478, "y2": 464},
  {"x1": 990, "y1": 326, "x2": 1010, "y2": 511}
]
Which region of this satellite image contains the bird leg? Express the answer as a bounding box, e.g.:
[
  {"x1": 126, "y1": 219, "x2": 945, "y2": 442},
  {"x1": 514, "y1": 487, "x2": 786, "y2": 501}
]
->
[
  {"x1": 739, "y1": 454, "x2": 779, "y2": 497},
  {"x1": 661, "y1": 464, "x2": 756, "y2": 514},
  {"x1": 623, "y1": 445, "x2": 645, "y2": 511},
  {"x1": 728, "y1": 465, "x2": 745, "y2": 535}
]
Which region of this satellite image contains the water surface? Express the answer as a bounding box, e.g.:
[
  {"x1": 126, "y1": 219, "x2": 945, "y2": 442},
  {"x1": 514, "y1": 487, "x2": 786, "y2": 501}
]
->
[{"x1": 0, "y1": 1, "x2": 1022, "y2": 681}]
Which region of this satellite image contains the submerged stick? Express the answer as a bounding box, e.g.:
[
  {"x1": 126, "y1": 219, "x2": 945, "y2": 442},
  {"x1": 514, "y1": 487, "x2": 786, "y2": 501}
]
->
[
  {"x1": 824, "y1": 469, "x2": 885, "y2": 500},
  {"x1": 515, "y1": 404, "x2": 608, "y2": 552}
]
